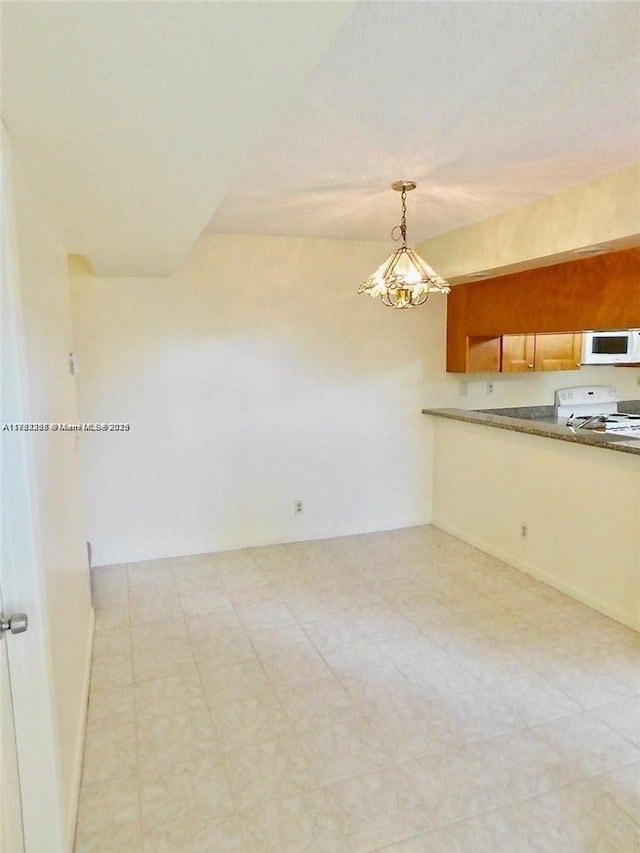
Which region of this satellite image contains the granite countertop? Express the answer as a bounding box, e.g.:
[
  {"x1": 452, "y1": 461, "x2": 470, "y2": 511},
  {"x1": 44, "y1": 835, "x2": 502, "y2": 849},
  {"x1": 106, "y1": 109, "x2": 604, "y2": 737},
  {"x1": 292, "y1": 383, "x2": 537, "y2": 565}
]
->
[{"x1": 422, "y1": 400, "x2": 640, "y2": 457}]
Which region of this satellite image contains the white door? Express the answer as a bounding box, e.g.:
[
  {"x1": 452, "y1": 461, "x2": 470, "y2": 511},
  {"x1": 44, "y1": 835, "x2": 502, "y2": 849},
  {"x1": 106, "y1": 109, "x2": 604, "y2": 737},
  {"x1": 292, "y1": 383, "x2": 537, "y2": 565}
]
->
[
  {"x1": 1, "y1": 127, "x2": 66, "y2": 851},
  {"x1": 0, "y1": 580, "x2": 25, "y2": 853}
]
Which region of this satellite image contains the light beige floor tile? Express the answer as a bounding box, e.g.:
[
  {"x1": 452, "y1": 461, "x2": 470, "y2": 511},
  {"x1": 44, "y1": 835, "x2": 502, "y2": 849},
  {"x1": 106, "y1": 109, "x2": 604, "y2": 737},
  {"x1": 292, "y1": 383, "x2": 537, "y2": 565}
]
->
[
  {"x1": 142, "y1": 813, "x2": 245, "y2": 852},
  {"x1": 170, "y1": 554, "x2": 218, "y2": 590},
  {"x1": 375, "y1": 829, "x2": 458, "y2": 852},
  {"x1": 533, "y1": 711, "x2": 640, "y2": 778},
  {"x1": 209, "y1": 691, "x2": 291, "y2": 751},
  {"x1": 376, "y1": 635, "x2": 447, "y2": 669},
  {"x1": 132, "y1": 639, "x2": 197, "y2": 682},
  {"x1": 172, "y1": 566, "x2": 223, "y2": 594},
  {"x1": 342, "y1": 669, "x2": 430, "y2": 716},
  {"x1": 476, "y1": 673, "x2": 581, "y2": 725},
  {"x1": 179, "y1": 587, "x2": 236, "y2": 616},
  {"x1": 129, "y1": 591, "x2": 182, "y2": 626},
  {"x1": 81, "y1": 723, "x2": 137, "y2": 785},
  {"x1": 128, "y1": 564, "x2": 174, "y2": 592},
  {"x1": 91, "y1": 564, "x2": 128, "y2": 585},
  {"x1": 235, "y1": 600, "x2": 292, "y2": 626},
  {"x1": 91, "y1": 584, "x2": 130, "y2": 612},
  {"x1": 90, "y1": 653, "x2": 133, "y2": 690},
  {"x1": 589, "y1": 696, "x2": 640, "y2": 747},
  {"x1": 365, "y1": 700, "x2": 463, "y2": 761},
  {"x1": 441, "y1": 779, "x2": 640, "y2": 853},
  {"x1": 139, "y1": 756, "x2": 234, "y2": 832},
  {"x1": 300, "y1": 717, "x2": 391, "y2": 785},
  {"x1": 218, "y1": 567, "x2": 269, "y2": 591},
  {"x1": 427, "y1": 689, "x2": 525, "y2": 744},
  {"x1": 87, "y1": 685, "x2": 136, "y2": 731},
  {"x1": 222, "y1": 733, "x2": 317, "y2": 810},
  {"x1": 136, "y1": 710, "x2": 218, "y2": 771},
  {"x1": 325, "y1": 763, "x2": 434, "y2": 852},
  {"x1": 398, "y1": 656, "x2": 480, "y2": 700},
  {"x1": 128, "y1": 558, "x2": 172, "y2": 577},
  {"x1": 402, "y1": 742, "x2": 512, "y2": 828},
  {"x1": 260, "y1": 645, "x2": 335, "y2": 691},
  {"x1": 210, "y1": 549, "x2": 259, "y2": 571},
  {"x1": 75, "y1": 776, "x2": 141, "y2": 853},
  {"x1": 186, "y1": 610, "x2": 245, "y2": 639},
  {"x1": 199, "y1": 659, "x2": 271, "y2": 706},
  {"x1": 447, "y1": 643, "x2": 532, "y2": 687},
  {"x1": 471, "y1": 725, "x2": 582, "y2": 802},
  {"x1": 191, "y1": 630, "x2": 258, "y2": 669},
  {"x1": 240, "y1": 788, "x2": 350, "y2": 852},
  {"x1": 134, "y1": 672, "x2": 206, "y2": 721},
  {"x1": 244, "y1": 622, "x2": 311, "y2": 658},
  {"x1": 587, "y1": 761, "x2": 640, "y2": 820},
  {"x1": 278, "y1": 678, "x2": 361, "y2": 732},
  {"x1": 130, "y1": 617, "x2": 189, "y2": 653},
  {"x1": 170, "y1": 553, "x2": 215, "y2": 570},
  {"x1": 76, "y1": 526, "x2": 640, "y2": 853},
  {"x1": 537, "y1": 655, "x2": 638, "y2": 708},
  {"x1": 92, "y1": 629, "x2": 132, "y2": 660}
]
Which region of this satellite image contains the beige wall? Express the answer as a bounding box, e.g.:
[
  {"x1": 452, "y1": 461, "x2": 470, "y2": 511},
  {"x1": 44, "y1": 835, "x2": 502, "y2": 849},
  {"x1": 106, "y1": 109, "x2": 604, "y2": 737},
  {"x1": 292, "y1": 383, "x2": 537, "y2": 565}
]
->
[
  {"x1": 70, "y1": 230, "x2": 640, "y2": 567},
  {"x1": 9, "y1": 146, "x2": 93, "y2": 848},
  {"x1": 417, "y1": 164, "x2": 640, "y2": 279},
  {"x1": 430, "y1": 417, "x2": 640, "y2": 631},
  {"x1": 70, "y1": 234, "x2": 447, "y2": 565}
]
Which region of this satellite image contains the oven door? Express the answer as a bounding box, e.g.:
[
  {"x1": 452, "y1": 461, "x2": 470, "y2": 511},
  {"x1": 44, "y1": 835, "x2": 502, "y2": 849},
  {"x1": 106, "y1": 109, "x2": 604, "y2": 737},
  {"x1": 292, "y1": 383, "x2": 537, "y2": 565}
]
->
[{"x1": 582, "y1": 330, "x2": 640, "y2": 364}]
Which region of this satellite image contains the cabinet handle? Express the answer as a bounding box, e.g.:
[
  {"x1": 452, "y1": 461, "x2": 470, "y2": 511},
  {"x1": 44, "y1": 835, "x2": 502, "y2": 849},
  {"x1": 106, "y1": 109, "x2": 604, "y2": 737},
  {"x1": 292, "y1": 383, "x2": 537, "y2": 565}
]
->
[{"x1": 527, "y1": 364, "x2": 534, "y2": 369}]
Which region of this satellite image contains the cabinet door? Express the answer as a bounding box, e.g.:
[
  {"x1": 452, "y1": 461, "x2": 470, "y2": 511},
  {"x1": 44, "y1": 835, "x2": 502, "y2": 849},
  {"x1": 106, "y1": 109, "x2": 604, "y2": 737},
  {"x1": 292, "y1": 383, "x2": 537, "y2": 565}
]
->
[
  {"x1": 534, "y1": 333, "x2": 582, "y2": 371},
  {"x1": 466, "y1": 336, "x2": 501, "y2": 372},
  {"x1": 501, "y1": 334, "x2": 535, "y2": 372}
]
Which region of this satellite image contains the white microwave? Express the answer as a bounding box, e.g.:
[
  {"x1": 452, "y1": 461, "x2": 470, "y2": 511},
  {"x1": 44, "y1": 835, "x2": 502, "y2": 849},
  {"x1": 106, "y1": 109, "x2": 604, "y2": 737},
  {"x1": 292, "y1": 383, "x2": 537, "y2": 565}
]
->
[{"x1": 582, "y1": 330, "x2": 640, "y2": 365}]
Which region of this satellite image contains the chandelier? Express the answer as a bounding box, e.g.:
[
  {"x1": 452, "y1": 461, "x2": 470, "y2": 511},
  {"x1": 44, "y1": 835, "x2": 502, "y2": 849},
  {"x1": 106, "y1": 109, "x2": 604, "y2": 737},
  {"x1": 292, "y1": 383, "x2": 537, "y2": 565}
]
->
[{"x1": 359, "y1": 180, "x2": 451, "y2": 309}]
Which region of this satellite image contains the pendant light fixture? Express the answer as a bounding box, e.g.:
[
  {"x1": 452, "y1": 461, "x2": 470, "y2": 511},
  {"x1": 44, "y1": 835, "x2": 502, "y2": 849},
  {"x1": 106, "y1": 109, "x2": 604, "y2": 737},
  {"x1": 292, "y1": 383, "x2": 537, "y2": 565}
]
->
[{"x1": 359, "y1": 180, "x2": 451, "y2": 308}]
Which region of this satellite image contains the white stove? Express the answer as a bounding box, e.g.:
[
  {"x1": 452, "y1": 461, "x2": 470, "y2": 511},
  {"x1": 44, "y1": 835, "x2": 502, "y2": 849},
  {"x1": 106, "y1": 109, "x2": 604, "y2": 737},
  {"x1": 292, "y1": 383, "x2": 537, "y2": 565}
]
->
[{"x1": 554, "y1": 385, "x2": 640, "y2": 436}]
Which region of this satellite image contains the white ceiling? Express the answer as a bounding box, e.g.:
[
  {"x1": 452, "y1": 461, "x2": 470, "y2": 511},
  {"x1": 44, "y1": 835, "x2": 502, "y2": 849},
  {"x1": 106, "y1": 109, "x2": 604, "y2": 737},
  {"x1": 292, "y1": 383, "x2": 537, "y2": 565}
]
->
[
  {"x1": 207, "y1": 1, "x2": 640, "y2": 244},
  {"x1": 2, "y1": 1, "x2": 639, "y2": 276},
  {"x1": 1, "y1": 1, "x2": 352, "y2": 275}
]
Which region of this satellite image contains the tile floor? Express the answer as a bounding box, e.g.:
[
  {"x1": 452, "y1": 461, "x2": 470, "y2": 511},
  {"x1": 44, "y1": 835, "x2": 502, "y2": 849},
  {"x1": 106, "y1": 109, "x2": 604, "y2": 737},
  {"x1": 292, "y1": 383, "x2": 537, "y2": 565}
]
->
[{"x1": 75, "y1": 525, "x2": 640, "y2": 852}]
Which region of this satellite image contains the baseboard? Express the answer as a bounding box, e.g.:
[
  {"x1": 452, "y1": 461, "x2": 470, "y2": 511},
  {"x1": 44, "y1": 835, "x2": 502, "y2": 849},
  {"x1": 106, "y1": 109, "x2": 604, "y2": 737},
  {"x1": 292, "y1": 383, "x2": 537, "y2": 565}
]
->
[
  {"x1": 92, "y1": 516, "x2": 434, "y2": 567},
  {"x1": 432, "y1": 519, "x2": 639, "y2": 632},
  {"x1": 68, "y1": 605, "x2": 94, "y2": 851}
]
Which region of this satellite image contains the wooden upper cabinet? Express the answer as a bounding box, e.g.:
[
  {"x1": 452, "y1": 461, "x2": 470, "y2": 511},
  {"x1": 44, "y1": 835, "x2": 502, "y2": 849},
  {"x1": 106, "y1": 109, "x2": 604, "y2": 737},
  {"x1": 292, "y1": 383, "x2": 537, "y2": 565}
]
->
[
  {"x1": 446, "y1": 246, "x2": 640, "y2": 373},
  {"x1": 533, "y1": 333, "x2": 582, "y2": 372},
  {"x1": 467, "y1": 336, "x2": 501, "y2": 372},
  {"x1": 465, "y1": 332, "x2": 583, "y2": 373},
  {"x1": 501, "y1": 334, "x2": 535, "y2": 372}
]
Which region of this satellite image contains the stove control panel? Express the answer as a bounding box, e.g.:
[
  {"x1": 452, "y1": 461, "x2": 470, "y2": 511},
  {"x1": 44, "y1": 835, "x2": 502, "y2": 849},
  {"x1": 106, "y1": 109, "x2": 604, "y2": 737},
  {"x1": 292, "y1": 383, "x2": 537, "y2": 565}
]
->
[
  {"x1": 555, "y1": 385, "x2": 620, "y2": 407},
  {"x1": 555, "y1": 385, "x2": 620, "y2": 421}
]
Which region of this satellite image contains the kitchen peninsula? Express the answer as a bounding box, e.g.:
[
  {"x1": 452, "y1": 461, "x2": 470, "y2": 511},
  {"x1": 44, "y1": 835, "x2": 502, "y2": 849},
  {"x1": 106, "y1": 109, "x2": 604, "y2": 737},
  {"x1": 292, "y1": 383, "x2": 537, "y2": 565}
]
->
[
  {"x1": 422, "y1": 402, "x2": 640, "y2": 457},
  {"x1": 423, "y1": 403, "x2": 640, "y2": 632}
]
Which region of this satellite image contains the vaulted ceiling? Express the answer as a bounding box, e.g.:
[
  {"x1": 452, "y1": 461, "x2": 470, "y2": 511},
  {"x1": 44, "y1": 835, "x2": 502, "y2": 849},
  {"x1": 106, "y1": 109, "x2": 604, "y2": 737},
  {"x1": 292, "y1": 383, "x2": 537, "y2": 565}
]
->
[{"x1": 3, "y1": 1, "x2": 639, "y2": 276}]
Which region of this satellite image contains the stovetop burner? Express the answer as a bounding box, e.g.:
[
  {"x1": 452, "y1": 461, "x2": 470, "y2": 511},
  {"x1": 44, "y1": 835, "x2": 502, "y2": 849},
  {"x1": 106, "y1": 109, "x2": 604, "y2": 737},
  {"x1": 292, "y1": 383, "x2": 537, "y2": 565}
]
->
[
  {"x1": 555, "y1": 386, "x2": 640, "y2": 436},
  {"x1": 571, "y1": 413, "x2": 640, "y2": 433}
]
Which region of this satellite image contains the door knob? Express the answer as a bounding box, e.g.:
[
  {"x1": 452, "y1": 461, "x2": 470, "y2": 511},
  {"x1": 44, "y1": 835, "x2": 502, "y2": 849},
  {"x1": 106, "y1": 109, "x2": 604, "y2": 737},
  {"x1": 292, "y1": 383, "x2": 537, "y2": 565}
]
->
[{"x1": 0, "y1": 613, "x2": 28, "y2": 636}]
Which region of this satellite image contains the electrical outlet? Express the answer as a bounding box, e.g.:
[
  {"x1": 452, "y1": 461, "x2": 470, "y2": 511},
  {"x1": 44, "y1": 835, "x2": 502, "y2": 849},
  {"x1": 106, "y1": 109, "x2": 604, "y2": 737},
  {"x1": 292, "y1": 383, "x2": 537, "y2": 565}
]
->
[
  {"x1": 486, "y1": 382, "x2": 494, "y2": 395},
  {"x1": 294, "y1": 500, "x2": 303, "y2": 514},
  {"x1": 520, "y1": 523, "x2": 528, "y2": 540},
  {"x1": 459, "y1": 381, "x2": 469, "y2": 397}
]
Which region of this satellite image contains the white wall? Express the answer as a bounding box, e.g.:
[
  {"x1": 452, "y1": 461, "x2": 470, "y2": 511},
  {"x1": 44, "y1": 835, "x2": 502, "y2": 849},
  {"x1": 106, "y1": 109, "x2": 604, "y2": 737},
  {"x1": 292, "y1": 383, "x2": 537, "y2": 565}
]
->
[
  {"x1": 70, "y1": 230, "x2": 640, "y2": 567},
  {"x1": 430, "y1": 417, "x2": 640, "y2": 631},
  {"x1": 6, "y1": 138, "x2": 93, "y2": 848},
  {"x1": 70, "y1": 234, "x2": 447, "y2": 565}
]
